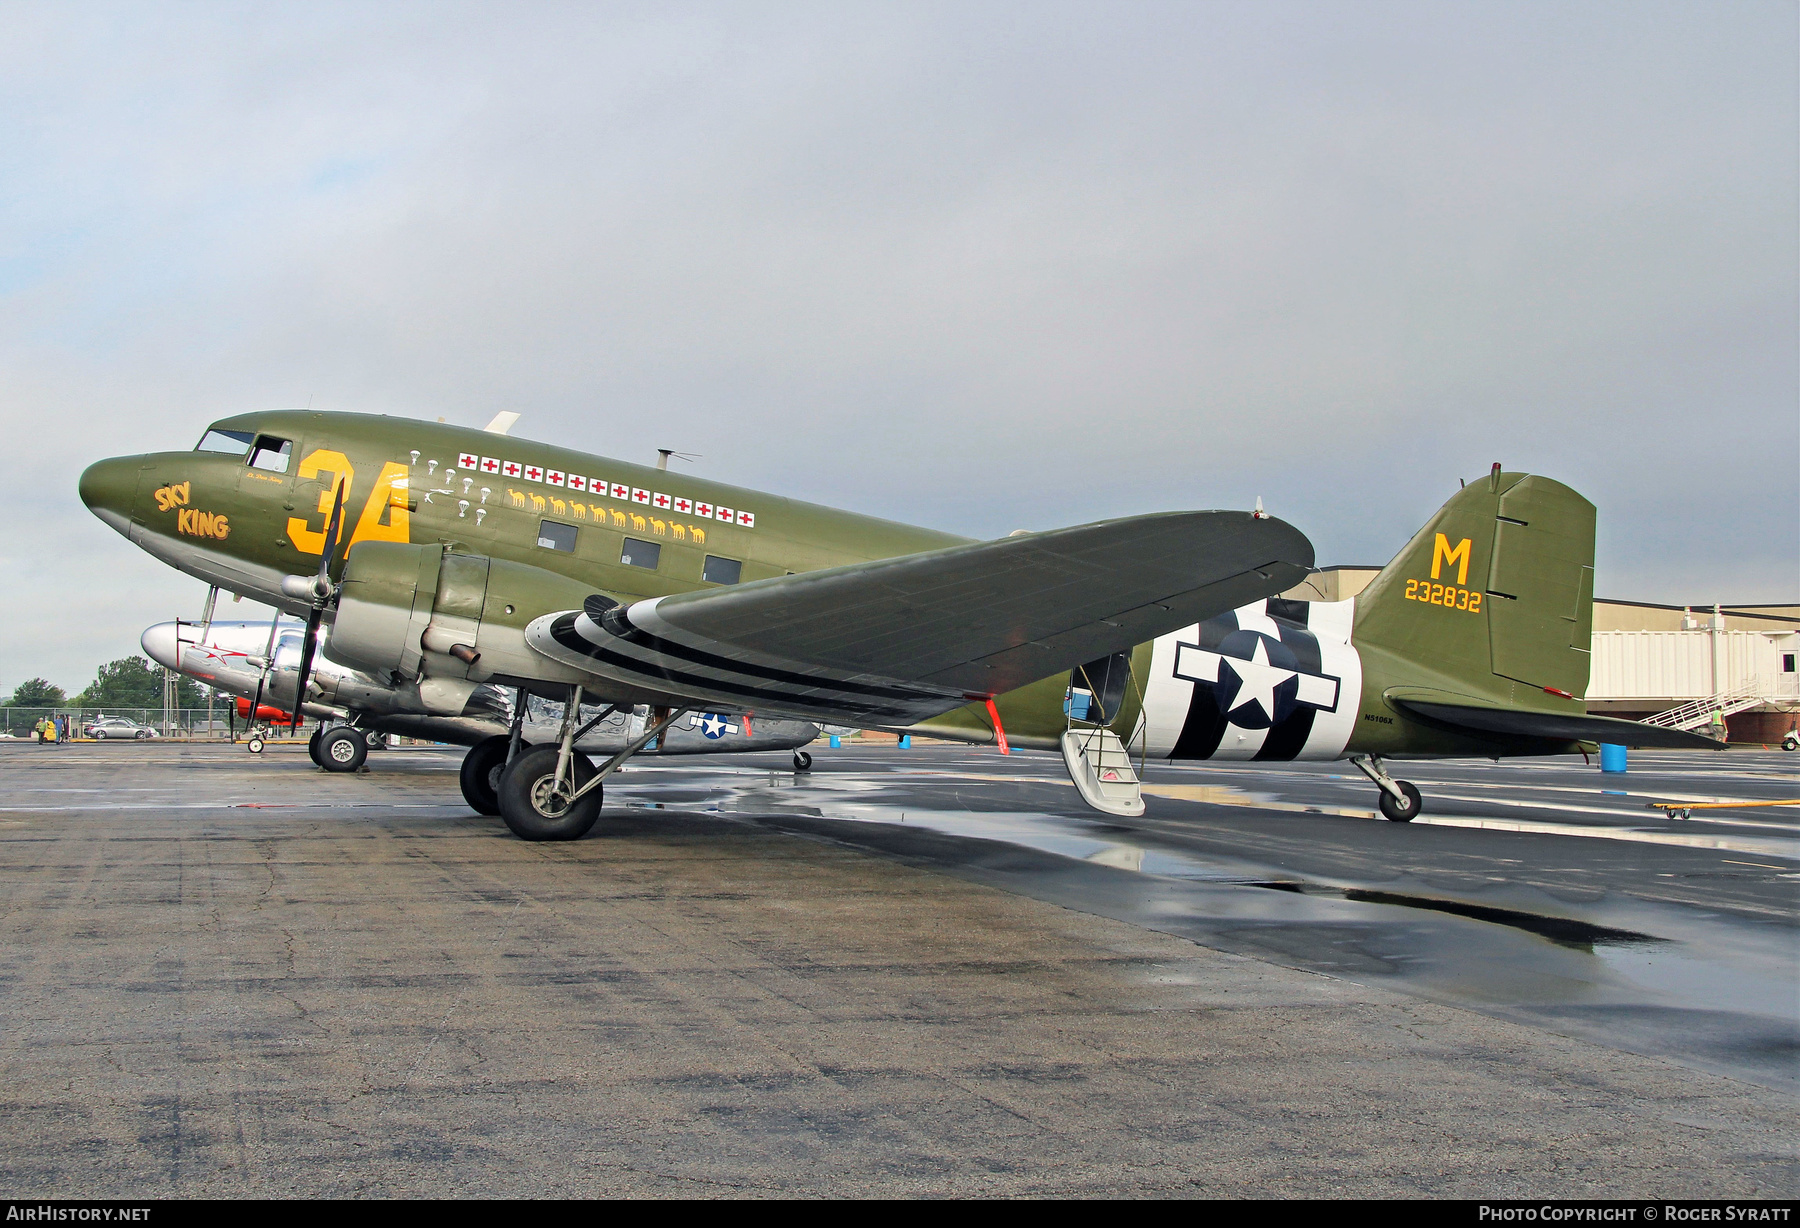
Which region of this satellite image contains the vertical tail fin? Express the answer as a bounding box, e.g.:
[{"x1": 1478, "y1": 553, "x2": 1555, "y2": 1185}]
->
[{"x1": 1354, "y1": 469, "x2": 1596, "y2": 702}]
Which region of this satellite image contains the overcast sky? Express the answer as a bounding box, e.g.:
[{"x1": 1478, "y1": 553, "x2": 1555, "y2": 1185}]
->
[{"x1": 2, "y1": 0, "x2": 1794, "y2": 695}]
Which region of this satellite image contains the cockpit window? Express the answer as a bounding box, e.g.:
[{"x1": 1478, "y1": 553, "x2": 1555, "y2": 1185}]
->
[
  {"x1": 248, "y1": 435, "x2": 292, "y2": 473},
  {"x1": 196, "y1": 428, "x2": 254, "y2": 456}
]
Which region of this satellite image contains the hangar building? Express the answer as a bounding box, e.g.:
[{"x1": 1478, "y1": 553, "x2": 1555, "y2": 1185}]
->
[{"x1": 1283, "y1": 568, "x2": 1800, "y2": 745}]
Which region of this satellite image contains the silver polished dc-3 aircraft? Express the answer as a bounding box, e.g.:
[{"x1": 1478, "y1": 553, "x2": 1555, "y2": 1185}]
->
[
  {"x1": 82, "y1": 410, "x2": 1714, "y2": 841},
  {"x1": 141, "y1": 616, "x2": 821, "y2": 809}
]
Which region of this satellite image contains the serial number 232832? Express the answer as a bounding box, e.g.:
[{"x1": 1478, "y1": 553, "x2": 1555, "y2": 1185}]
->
[{"x1": 1405, "y1": 579, "x2": 1482, "y2": 613}]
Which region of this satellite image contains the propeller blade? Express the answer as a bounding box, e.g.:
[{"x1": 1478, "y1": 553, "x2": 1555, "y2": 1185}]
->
[
  {"x1": 317, "y1": 477, "x2": 348, "y2": 587},
  {"x1": 290, "y1": 478, "x2": 348, "y2": 733},
  {"x1": 288, "y1": 609, "x2": 324, "y2": 735},
  {"x1": 247, "y1": 613, "x2": 281, "y2": 729}
]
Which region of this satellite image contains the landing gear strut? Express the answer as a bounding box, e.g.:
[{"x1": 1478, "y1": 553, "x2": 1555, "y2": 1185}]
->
[
  {"x1": 1350, "y1": 754, "x2": 1422, "y2": 822},
  {"x1": 493, "y1": 685, "x2": 687, "y2": 841}
]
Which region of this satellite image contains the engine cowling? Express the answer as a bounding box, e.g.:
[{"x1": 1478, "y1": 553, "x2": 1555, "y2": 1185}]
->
[
  {"x1": 327, "y1": 540, "x2": 592, "y2": 707},
  {"x1": 327, "y1": 541, "x2": 444, "y2": 681}
]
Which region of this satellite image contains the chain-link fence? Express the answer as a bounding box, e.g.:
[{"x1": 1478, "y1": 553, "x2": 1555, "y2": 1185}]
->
[{"x1": 2, "y1": 706, "x2": 260, "y2": 741}]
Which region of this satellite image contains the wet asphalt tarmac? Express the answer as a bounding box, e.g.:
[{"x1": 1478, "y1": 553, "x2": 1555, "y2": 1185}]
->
[
  {"x1": 677, "y1": 745, "x2": 1799, "y2": 1092},
  {"x1": 0, "y1": 738, "x2": 1793, "y2": 1196}
]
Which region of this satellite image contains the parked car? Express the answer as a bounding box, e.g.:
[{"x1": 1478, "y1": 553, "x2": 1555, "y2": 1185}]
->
[{"x1": 84, "y1": 717, "x2": 158, "y2": 740}]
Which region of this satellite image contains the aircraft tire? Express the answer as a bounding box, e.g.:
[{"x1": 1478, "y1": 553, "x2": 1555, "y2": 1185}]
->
[
  {"x1": 247, "y1": 736, "x2": 265, "y2": 754},
  {"x1": 459, "y1": 735, "x2": 531, "y2": 816},
  {"x1": 1378, "y1": 781, "x2": 1422, "y2": 822},
  {"x1": 318, "y1": 726, "x2": 368, "y2": 773},
  {"x1": 307, "y1": 727, "x2": 326, "y2": 767},
  {"x1": 496, "y1": 746, "x2": 601, "y2": 841},
  {"x1": 793, "y1": 750, "x2": 813, "y2": 772}
]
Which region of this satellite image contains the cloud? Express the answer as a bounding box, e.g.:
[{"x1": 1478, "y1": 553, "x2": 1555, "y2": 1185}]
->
[{"x1": 1, "y1": 0, "x2": 1793, "y2": 690}]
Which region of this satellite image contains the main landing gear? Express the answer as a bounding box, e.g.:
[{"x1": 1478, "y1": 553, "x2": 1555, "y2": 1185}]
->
[
  {"x1": 309, "y1": 724, "x2": 370, "y2": 773},
  {"x1": 498, "y1": 745, "x2": 604, "y2": 840},
  {"x1": 459, "y1": 734, "x2": 532, "y2": 816},
  {"x1": 460, "y1": 687, "x2": 535, "y2": 816},
  {"x1": 1350, "y1": 754, "x2": 1423, "y2": 822},
  {"x1": 466, "y1": 686, "x2": 691, "y2": 842}
]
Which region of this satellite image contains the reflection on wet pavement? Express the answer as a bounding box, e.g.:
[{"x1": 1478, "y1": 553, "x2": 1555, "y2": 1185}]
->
[{"x1": 604, "y1": 749, "x2": 1800, "y2": 1090}]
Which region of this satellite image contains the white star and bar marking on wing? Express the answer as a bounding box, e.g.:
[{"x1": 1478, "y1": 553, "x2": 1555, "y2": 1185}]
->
[{"x1": 689, "y1": 712, "x2": 740, "y2": 738}]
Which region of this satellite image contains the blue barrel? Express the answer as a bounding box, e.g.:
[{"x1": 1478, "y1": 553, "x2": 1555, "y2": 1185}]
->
[
  {"x1": 899, "y1": 735, "x2": 911, "y2": 749},
  {"x1": 829, "y1": 735, "x2": 841, "y2": 749},
  {"x1": 1599, "y1": 743, "x2": 1627, "y2": 773}
]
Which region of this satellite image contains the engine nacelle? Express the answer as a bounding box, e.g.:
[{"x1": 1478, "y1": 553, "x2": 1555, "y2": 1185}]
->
[
  {"x1": 327, "y1": 541, "x2": 445, "y2": 680},
  {"x1": 327, "y1": 540, "x2": 592, "y2": 699}
]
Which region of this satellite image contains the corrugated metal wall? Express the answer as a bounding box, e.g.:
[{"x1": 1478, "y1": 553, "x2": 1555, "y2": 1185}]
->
[{"x1": 1588, "y1": 631, "x2": 1798, "y2": 700}]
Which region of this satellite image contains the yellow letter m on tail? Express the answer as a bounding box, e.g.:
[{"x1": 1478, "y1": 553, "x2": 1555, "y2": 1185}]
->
[{"x1": 1431, "y1": 533, "x2": 1472, "y2": 586}]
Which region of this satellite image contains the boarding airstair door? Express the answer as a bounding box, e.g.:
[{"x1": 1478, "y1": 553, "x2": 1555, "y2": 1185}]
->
[
  {"x1": 1486, "y1": 476, "x2": 1596, "y2": 698},
  {"x1": 1067, "y1": 652, "x2": 1131, "y2": 725},
  {"x1": 1061, "y1": 724, "x2": 1145, "y2": 817}
]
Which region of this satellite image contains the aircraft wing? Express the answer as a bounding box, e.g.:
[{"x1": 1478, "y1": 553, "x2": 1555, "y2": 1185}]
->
[{"x1": 526, "y1": 511, "x2": 1314, "y2": 723}]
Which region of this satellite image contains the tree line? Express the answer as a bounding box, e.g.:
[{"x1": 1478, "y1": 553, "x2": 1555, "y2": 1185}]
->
[{"x1": 5, "y1": 658, "x2": 211, "y2": 711}]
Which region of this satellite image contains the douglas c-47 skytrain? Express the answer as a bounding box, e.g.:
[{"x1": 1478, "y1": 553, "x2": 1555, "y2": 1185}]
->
[{"x1": 80, "y1": 410, "x2": 1718, "y2": 840}]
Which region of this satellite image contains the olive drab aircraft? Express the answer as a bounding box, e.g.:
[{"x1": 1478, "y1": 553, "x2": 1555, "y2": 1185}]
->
[{"x1": 81, "y1": 411, "x2": 1718, "y2": 840}]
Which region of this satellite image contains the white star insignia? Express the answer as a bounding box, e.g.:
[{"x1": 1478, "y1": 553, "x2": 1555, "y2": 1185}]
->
[{"x1": 1220, "y1": 636, "x2": 1297, "y2": 722}]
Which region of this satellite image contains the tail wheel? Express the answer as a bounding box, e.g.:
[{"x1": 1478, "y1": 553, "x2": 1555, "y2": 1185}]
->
[
  {"x1": 496, "y1": 745, "x2": 601, "y2": 841},
  {"x1": 1378, "y1": 781, "x2": 1422, "y2": 823},
  {"x1": 793, "y1": 750, "x2": 813, "y2": 772},
  {"x1": 460, "y1": 735, "x2": 530, "y2": 816},
  {"x1": 247, "y1": 736, "x2": 265, "y2": 754},
  {"x1": 318, "y1": 727, "x2": 368, "y2": 773}
]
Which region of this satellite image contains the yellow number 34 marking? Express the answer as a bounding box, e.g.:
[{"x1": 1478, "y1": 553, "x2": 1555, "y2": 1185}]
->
[{"x1": 286, "y1": 450, "x2": 410, "y2": 558}]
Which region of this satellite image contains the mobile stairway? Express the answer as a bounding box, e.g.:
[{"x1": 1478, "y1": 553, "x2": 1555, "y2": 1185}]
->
[{"x1": 1640, "y1": 680, "x2": 1767, "y2": 735}]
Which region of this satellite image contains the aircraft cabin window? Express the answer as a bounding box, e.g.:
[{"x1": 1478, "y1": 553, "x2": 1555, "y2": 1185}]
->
[
  {"x1": 702, "y1": 555, "x2": 742, "y2": 585},
  {"x1": 620, "y1": 538, "x2": 660, "y2": 570},
  {"x1": 248, "y1": 436, "x2": 292, "y2": 473},
  {"x1": 196, "y1": 428, "x2": 254, "y2": 456},
  {"x1": 537, "y1": 520, "x2": 578, "y2": 553}
]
